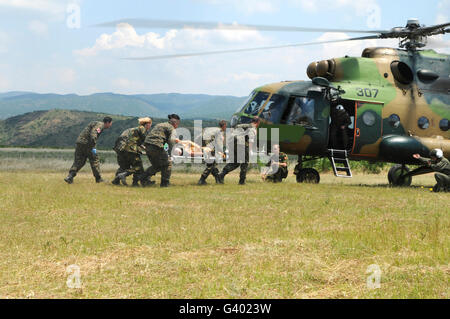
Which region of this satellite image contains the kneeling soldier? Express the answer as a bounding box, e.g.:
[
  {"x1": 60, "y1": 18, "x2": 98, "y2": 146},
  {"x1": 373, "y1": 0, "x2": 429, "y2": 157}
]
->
[
  {"x1": 64, "y1": 117, "x2": 112, "y2": 184},
  {"x1": 112, "y1": 117, "x2": 152, "y2": 187},
  {"x1": 262, "y1": 144, "x2": 289, "y2": 183},
  {"x1": 413, "y1": 149, "x2": 450, "y2": 192}
]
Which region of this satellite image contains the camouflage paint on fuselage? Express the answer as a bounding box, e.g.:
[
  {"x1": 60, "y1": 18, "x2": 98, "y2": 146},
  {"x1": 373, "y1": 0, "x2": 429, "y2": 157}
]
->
[{"x1": 231, "y1": 47, "x2": 450, "y2": 164}]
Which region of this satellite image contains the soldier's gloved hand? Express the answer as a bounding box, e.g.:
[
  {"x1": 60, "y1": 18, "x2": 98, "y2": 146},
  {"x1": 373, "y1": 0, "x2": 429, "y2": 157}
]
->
[{"x1": 91, "y1": 148, "x2": 97, "y2": 155}]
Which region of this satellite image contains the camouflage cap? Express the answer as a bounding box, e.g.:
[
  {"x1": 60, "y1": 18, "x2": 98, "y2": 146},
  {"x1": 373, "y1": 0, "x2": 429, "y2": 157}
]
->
[
  {"x1": 138, "y1": 117, "x2": 152, "y2": 125},
  {"x1": 168, "y1": 114, "x2": 181, "y2": 120}
]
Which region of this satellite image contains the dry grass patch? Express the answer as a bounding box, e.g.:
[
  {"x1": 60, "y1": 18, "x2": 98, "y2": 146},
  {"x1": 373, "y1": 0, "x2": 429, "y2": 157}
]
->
[{"x1": 0, "y1": 171, "x2": 448, "y2": 298}]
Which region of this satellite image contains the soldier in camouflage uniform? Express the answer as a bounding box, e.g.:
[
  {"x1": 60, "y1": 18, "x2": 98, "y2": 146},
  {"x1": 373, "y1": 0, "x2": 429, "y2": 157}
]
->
[
  {"x1": 217, "y1": 117, "x2": 260, "y2": 185},
  {"x1": 413, "y1": 149, "x2": 450, "y2": 192},
  {"x1": 111, "y1": 117, "x2": 152, "y2": 187},
  {"x1": 142, "y1": 114, "x2": 181, "y2": 187},
  {"x1": 262, "y1": 144, "x2": 289, "y2": 183},
  {"x1": 64, "y1": 117, "x2": 113, "y2": 184},
  {"x1": 198, "y1": 120, "x2": 227, "y2": 185}
]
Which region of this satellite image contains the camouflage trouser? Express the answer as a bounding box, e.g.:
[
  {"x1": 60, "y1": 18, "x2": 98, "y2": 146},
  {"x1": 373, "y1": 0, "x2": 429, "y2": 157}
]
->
[
  {"x1": 266, "y1": 166, "x2": 288, "y2": 182},
  {"x1": 434, "y1": 173, "x2": 450, "y2": 192},
  {"x1": 221, "y1": 144, "x2": 249, "y2": 182},
  {"x1": 115, "y1": 151, "x2": 144, "y2": 183},
  {"x1": 69, "y1": 143, "x2": 101, "y2": 179},
  {"x1": 144, "y1": 144, "x2": 172, "y2": 185},
  {"x1": 201, "y1": 161, "x2": 219, "y2": 180},
  {"x1": 222, "y1": 162, "x2": 249, "y2": 181}
]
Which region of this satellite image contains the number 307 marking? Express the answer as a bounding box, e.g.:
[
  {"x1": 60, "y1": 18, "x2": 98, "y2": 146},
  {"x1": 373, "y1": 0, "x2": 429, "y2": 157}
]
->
[{"x1": 356, "y1": 88, "x2": 378, "y2": 98}]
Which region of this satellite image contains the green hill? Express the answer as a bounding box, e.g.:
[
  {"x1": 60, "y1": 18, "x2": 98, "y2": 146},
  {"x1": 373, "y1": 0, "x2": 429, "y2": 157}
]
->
[
  {"x1": 0, "y1": 92, "x2": 247, "y2": 120},
  {"x1": 0, "y1": 109, "x2": 218, "y2": 149}
]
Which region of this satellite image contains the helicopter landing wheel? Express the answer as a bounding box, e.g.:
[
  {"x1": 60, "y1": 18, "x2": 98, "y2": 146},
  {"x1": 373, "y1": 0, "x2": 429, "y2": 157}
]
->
[
  {"x1": 388, "y1": 164, "x2": 412, "y2": 187},
  {"x1": 296, "y1": 168, "x2": 320, "y2": 184}
]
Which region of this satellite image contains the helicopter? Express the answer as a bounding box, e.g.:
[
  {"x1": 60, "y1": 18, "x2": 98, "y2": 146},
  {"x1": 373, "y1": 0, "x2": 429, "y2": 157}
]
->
[{"x1": 96, "y1": 18, "x2": 450, "y2": 186}]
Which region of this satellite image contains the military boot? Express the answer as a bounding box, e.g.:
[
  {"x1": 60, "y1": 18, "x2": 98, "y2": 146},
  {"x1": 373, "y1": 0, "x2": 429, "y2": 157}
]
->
[
  {"x1": 238, "y1": 173, "x2": 246, "y2": 185},
  {"x1": 95, "y1": 176, "x2": 105, "y2": 183},
  {"x1": 111, "y1": 175, "x2": 121, "y2": 185},
  {"x1": 198, "y1": 176, "x2": 207, "y2": 185},
  {"x1": 131, "y1": 175, "x2": 140, "y2": 187},
  {"x1": 140, "y1": 175, "x2": 155, "y2": 187},
  {"x1": 64, "y1": 173, "x2": 74, "y2": 184},
  {"x1": 212, "y1": 172, "x2": 220, "y2": 184},
  {"x1": 117, "y1": 172, "x2": 130, "y2": 186},
  {"x1": 160, "y1": 181, "x2": 170, "y2": 188},
  {"x1": 132, "y1": 180, "x2": 140, "y2": 187},
  {"x1": 217, "y1": 172, "x2": 225, "y2": 184},
  {"x1": 138, "y1": 172, "x2": 152, "y2": 187}
]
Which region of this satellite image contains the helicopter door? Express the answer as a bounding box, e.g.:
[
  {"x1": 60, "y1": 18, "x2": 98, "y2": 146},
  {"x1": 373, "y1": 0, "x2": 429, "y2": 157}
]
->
[
  {"x1": 352, "y1": 101, "x2": 383, "y2": 157},
  {"x1": 272, "y1": 95, "x2": 328, "y2": 155}
]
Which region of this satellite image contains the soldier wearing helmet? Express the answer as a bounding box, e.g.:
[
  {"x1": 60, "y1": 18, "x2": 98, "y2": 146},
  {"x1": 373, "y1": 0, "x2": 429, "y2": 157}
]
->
[
  {"x1": 413, "y1": 149, "x2": 450, "y2": 192},
  {"x1": 141, "y1": 114, "x2": 181, "y2": 187},
  {"x1": 111, "y1": 117, "x2": 153, "y2": 187},
  {"x1": 330, "y1": 104, "x2": 351, "y2": 150}
]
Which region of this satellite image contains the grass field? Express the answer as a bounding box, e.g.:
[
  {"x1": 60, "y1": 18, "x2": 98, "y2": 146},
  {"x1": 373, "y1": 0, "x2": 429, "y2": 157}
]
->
[{"x1": 0, "y1": 149, "x2": 448, "y2": 298}]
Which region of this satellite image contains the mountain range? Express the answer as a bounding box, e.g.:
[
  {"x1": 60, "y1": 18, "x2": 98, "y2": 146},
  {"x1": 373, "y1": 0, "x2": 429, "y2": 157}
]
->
[
  {"x1": 0, "y1": 91, "x2": 247, "y2": 120},
  {"x1": 0, "y1": 109, "x2": 219, "y2": 149}
]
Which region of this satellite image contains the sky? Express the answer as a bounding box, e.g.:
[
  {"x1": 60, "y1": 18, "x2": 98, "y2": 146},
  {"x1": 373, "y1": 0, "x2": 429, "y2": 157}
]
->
[{"x1": 0, "y1": 0, "x2": 448, "y2": 96}]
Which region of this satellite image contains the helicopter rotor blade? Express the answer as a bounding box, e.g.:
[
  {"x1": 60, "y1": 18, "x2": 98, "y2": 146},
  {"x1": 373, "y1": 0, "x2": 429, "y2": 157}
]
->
[
  {"x1": 418, "y1": 22, "x2": 450, "y2": 35},
  {"x1": 379, "y1": 22, "x2": 450, "y2": 38},
  {"x1": 124, "y1": 35, "x2": 380, "y2": 60},
  {"x1": 93, "y1": 18, "x2": 388, "y2": 34}
]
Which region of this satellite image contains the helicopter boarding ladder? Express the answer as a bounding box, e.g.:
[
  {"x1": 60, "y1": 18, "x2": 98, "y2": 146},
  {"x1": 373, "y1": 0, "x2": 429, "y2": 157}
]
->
[{"x1": 328, "y1": 149, "x2": 352, "y2": 178}]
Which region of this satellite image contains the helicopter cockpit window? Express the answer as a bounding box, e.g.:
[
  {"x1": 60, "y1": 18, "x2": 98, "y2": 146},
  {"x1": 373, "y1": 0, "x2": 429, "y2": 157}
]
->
[
  {"x1": 237, "y1": 91, "x2": 256, "y2": 113},
  {"x1": 259, "y1": 94, "x2": 288, "y2": 123},
  {"x1": 242, "y1": 91, "x2": 270, "y2": 116},
  {"x1": 283, "y1": 97, "x2": 315, "y2": 126},
  {"x1": 418, "y1": 116, "x2": 429, "y2": 129}
]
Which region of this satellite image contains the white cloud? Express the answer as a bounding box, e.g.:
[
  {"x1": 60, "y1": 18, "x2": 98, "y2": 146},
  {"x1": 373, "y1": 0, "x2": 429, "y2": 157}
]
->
[
  {"x1": 429, "y1": 1, "x2": 450, "y2": 54},
  {"x1": 427, "y1": 35, "x2": 450, "y2": 54},
  {"x1": 75, "y1": 23, "x2": 178, "y2": 57},
  {"x1": 75, "y1": 22, "x2": 268, "y2": 57},
  {"x1": 316, "y1": 32, "x2": 397, "y2": 58}
]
